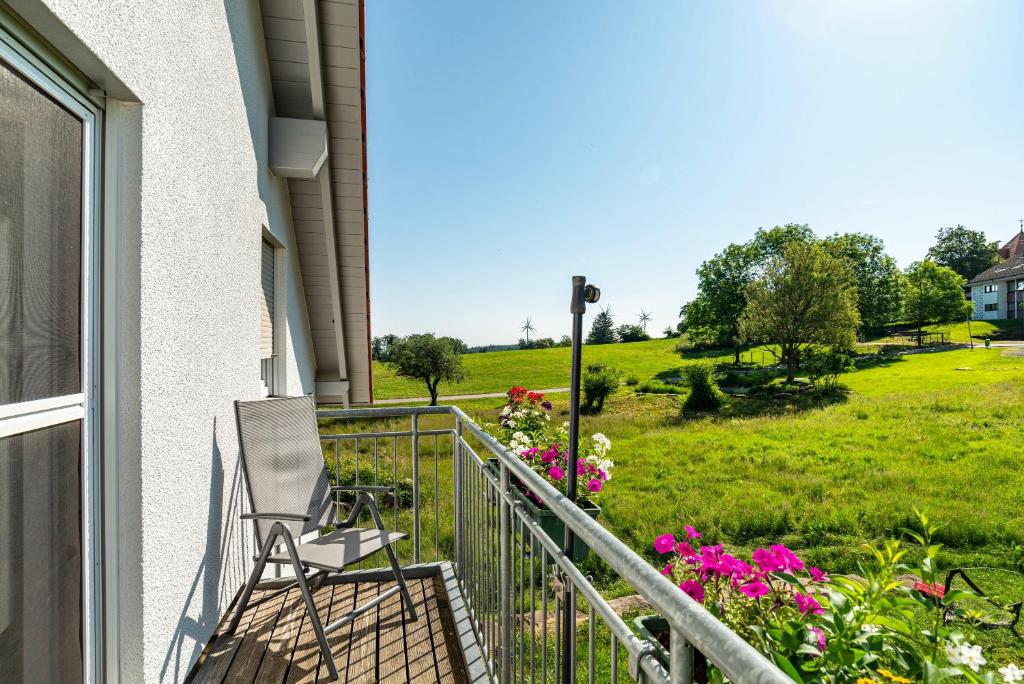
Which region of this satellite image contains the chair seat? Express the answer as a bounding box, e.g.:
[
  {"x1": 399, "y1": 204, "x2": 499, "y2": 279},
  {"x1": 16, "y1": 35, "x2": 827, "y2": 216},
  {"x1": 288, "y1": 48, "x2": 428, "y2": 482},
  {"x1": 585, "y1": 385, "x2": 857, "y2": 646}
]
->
[{"x1": 268, "y1": 527, "x2": 407, "y2": 572}]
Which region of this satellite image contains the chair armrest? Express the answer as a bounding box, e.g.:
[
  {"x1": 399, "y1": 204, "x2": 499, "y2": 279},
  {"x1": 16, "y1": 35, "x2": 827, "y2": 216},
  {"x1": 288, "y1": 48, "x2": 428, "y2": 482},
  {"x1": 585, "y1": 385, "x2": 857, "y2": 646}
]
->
[
  {"x1": 241, "y1": 512, "x2": 312, "y2": 522},
  {"x1": 331, "y1": 485, "x2": 393, "y2": 493}
]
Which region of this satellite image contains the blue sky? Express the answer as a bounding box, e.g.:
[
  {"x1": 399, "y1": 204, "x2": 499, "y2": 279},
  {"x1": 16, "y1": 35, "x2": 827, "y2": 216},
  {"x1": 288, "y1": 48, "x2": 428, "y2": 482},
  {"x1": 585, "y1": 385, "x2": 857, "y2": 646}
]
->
[{"x1": 365, "y1": 1, "x2": 1023, "y2": 346}]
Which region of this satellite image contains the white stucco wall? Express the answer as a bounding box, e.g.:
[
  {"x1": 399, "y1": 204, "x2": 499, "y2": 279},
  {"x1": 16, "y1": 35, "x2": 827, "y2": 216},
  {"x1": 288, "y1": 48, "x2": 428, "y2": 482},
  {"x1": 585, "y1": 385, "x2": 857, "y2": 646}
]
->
[{"x1": 15, "y1": 0, "x2": 318, "y2": 680}]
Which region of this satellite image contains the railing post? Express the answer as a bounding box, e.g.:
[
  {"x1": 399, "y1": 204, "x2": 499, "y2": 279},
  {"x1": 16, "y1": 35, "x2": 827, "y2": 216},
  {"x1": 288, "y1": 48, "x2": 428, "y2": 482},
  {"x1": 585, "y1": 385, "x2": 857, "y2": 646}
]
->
[
  {"x1": 670, "y1": 625, "x2": 694, "y2": 684},
  {"x1": 412, "y1": 413, "x2": 421, "y2": 564},
  {"x1": 499, "y1": 461, "x2": 512, "y2": 683},
  {"x1": 454, "y1": 416, "x2": 463, "y2": 574}
]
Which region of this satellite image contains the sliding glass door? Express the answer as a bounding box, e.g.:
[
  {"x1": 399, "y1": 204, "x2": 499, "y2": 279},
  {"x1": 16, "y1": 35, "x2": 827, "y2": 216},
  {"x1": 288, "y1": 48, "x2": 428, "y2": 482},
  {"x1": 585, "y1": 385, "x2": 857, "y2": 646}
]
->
[{"x1": 0, "y1": 30, "x2": 99, "y2": 683}]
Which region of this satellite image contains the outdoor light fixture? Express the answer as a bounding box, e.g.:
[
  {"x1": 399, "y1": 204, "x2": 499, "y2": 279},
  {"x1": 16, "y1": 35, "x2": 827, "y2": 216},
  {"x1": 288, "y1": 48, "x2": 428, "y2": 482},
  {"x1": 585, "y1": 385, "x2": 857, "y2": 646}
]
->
[{"x1": 563, "y1": 275, "x2": 598, "y2": 683}]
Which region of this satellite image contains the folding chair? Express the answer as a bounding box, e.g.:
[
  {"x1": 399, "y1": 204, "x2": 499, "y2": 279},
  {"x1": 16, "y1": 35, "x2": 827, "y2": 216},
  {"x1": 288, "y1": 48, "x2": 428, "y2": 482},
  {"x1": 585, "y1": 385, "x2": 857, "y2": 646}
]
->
[{"x1": 228, "y1": 395, "x2": 417, "y2": 680}]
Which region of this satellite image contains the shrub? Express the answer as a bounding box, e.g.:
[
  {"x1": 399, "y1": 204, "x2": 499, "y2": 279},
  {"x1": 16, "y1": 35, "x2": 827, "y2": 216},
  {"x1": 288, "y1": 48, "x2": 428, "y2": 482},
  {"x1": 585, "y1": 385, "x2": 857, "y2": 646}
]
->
[
  {"x1": 582, "y1": 363, "x2": 621, "y2": 413},
  {"x1": 803, "y1": 350, "x2": 856, "y2": 391},
  {"x1": 637, "y1": 379, "x2": 685, "y2": 395},
  {"x1": 624, "y1": 375, "x2": 639, "y2": 387},
  {"x1": 682, "y1": 361, "x2": 724, "y2": 411},
  {"x1": 616, "y1": 324, "x2": 650, "y2": 343}
]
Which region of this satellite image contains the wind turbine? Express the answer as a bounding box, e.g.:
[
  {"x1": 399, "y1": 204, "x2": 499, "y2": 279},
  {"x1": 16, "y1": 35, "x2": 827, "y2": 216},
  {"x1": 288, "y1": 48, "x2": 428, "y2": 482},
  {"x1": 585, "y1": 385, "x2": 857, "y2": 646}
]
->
[
  {"x1": 638, "y1": 309, "x2": 652, "y2": 333},
  {"x1": 521, "y1": 316, "x2": 536, "y2": 344}
]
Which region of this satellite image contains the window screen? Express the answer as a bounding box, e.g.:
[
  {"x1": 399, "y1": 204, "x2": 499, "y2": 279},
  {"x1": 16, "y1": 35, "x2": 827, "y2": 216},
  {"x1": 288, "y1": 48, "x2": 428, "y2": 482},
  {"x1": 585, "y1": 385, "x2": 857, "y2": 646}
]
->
[{"x1": 0, "y1": 58, "x2": 83, "y2": 405}]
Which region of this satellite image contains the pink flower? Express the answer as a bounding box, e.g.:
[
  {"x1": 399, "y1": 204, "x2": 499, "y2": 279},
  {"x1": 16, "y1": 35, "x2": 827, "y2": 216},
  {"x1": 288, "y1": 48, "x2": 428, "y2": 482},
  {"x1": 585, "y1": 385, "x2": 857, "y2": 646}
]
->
[
  {"x1": 587, "y1": 478, "x2": 603, "y2": 493},
  {"x1": 654, "y1": 534, "x2": 677, "y2": 555},
  {"x1": 541, "y1": 448, "x2": 557, "y2": 464},
  {"x1": 808, "y1": 567, "x2": 829, "y2": 583},
  {"x1": 794, "y1": 592, "x2": 825, "y2": 615},
  {"x1": 738, "y1": 581, "x2": 770, "y2": 598},
  {"x1": 770, "y1": 545, "x2": 805, "y2": 572},
  {"x1": 809, "y1": 626, "x2": 826, "y2": 652},
  {"x1": 680, "y1": 579, "x2": 705, "y2": 602},
  {"x1": 577, "y1": 462, "x2": 587, "y2": 476},
  {"x1": 661, "y1": 563, "x2": 673, "y2": 576},
  {"x1": 752, "y1": 548, "x2": 784, "y2": 573},
  {"x1": 548, "y1": 465, "x2": 564, "y2": 481},
  {"x1": 675, "y1": 542, "x2": 696, "y2": 558},
  {"x1": 685, "y1": 525, "x2": 702, "y2": 540}
]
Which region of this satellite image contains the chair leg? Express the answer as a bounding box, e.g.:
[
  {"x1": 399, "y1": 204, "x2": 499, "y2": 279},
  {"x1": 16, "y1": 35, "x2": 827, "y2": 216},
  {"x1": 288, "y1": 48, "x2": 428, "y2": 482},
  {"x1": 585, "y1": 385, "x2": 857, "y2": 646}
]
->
[
  {"x1": 384, "y1": 542, "x2": 418, "y2": 622},
  {"x1": 227, "y1": 524, "x2": 280, "y2": 634},
  {"x1": 281, "y1": 531, "x2": 339, "y2": 680}
]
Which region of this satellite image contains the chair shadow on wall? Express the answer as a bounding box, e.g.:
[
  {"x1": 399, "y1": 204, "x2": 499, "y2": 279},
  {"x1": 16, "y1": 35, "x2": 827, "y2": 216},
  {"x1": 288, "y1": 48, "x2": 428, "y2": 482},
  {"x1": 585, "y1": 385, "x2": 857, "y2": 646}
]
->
[{"x1": 158, "y1": 419, "x2": 247, "y2": 682}]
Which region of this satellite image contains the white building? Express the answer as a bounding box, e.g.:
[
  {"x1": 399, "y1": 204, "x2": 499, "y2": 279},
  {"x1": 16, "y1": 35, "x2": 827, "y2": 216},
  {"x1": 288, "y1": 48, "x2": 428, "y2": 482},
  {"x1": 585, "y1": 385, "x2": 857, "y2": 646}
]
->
[
  {"x1": 0, "y1": 0, "x2": 373, "y2": 680},
  {"x1": 968, "y1": 231, "x2": 1024, "y2": 321}
]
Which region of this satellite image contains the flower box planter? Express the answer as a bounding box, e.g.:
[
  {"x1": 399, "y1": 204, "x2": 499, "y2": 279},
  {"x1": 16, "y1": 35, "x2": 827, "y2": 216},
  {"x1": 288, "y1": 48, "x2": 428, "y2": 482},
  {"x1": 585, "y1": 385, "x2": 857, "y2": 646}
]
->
[
  {"x1": 484, "y1": 458, "x2": 599, "y2": 563},
  {"x1": 634, "y1": 615, "x2": 709, "y2": 683}
]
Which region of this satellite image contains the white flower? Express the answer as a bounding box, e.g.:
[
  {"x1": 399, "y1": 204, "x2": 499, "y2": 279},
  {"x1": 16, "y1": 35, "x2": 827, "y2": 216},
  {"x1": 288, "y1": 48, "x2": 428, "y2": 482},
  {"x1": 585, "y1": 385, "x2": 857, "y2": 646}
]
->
[
  {"x1": 945, "y1": 642, "x2": 963, "y2": 665},
  {"x1": 591, "y1": 433, "x2": 611, "y2": 457},
  {"x1": 1000, "y1": 664, "x2": 1024, "y2": 683},
  {"x1": 958, "y1": 643, "x2": 986, "y2": 672},
  {"x1": 500, "y1": 405, "x2": 512, "y2": 417},
  {"x1": 861, "y1": 623, "x2": 880, "y2": 634}
]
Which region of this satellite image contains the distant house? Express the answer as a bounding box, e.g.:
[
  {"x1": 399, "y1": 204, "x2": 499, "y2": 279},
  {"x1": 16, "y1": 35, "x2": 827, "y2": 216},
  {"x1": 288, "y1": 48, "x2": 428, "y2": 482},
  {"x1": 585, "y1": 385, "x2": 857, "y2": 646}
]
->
[{"x1": 968, "y1": 230, "x2": 1024, "y2": 320}]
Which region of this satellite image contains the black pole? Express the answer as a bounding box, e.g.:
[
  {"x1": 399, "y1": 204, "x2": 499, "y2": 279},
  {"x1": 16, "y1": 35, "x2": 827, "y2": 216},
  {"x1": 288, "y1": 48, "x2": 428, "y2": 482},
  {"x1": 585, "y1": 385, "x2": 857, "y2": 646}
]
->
[{"x1": 562, "y1": 275, "x2": 597, "y2": 683}]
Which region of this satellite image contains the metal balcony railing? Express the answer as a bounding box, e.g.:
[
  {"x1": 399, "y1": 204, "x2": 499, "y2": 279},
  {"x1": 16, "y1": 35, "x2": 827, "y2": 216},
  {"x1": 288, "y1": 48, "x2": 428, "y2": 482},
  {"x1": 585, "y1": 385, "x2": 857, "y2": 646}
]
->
[{"x1": 317, "y1": 405, "x2": 789, "y2": 684}]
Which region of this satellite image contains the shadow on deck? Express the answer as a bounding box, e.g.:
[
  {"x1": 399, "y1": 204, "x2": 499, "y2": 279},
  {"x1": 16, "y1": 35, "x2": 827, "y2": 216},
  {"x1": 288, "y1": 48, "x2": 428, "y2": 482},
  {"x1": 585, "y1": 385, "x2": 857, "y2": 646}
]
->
[{"x1": 188, "y1": 565, "x2": 474, "y2": 683}]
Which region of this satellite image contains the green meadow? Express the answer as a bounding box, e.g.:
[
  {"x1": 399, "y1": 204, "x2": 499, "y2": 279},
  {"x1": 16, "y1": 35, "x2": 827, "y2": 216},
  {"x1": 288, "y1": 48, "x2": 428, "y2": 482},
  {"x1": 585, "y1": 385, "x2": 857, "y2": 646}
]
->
[{"x1": 347, "y1": 342, "x2": 1024, "y2": 665}]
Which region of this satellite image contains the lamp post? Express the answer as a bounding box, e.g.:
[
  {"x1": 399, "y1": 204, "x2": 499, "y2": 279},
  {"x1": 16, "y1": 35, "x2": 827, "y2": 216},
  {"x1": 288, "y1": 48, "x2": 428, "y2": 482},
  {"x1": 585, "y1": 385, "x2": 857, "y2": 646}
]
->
[{"x1": 562, "y1": 275, "x2": 599, "y2": 683}]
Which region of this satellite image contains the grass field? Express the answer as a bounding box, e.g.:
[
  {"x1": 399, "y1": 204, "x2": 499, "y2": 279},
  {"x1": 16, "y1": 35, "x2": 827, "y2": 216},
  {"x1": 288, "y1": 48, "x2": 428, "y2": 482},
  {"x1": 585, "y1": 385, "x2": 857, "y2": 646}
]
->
[
  {"x1": 373, "y1": 320, "x2": 1024, "y2": 400},
  {"x1": 350, "y1": 345, "x2": 1024, "y2": 666}
]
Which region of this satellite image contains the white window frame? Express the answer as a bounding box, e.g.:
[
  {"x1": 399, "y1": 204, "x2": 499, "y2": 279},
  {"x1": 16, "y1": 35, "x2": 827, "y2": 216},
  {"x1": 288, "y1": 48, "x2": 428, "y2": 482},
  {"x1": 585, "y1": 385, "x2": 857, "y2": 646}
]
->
[
  {"x1": 0, "y1": 23, "x2": 103, "y2": 684},
  {"x1": 261, "y1": 228, "x2": 288, "y2": 397}
]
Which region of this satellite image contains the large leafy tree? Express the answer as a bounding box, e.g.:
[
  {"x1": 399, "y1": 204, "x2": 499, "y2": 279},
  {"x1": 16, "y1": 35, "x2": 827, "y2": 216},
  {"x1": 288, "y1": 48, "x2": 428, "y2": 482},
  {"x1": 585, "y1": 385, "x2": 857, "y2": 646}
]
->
[
  {"x1": 903, "y1": 261, "x2": 972, "y2": 335},
  {"x1": 926, "y1": 225, "x2": 1000, "y2": 280},
  {"x1": 739, "y1": 242, "x2": 860, "y2": 382},
  {"x1": 680, "y1": 224, "x2": 814, "y2": 363},
  {"x1": 821, "y1": 233, "x2": 903, "y2": 333},
  {"x1": 386, "y1": 333, "x2": 467, "y2": 405},
  {"x1": 587, "y1": 307, "x2": 617, "y2": 344}
]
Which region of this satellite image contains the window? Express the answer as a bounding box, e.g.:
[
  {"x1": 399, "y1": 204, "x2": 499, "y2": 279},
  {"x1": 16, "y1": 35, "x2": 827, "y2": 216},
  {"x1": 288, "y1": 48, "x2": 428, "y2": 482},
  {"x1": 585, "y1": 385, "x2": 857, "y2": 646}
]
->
[
  {"x1": 983, "y1": 284, "x2": 998, "y2": 293},
  {"x1": 984, "y1": 303, "x2": 999, "y2": 312},
  {"x1": 260, "y1": 238, "x2": 276, "y2": 396}
]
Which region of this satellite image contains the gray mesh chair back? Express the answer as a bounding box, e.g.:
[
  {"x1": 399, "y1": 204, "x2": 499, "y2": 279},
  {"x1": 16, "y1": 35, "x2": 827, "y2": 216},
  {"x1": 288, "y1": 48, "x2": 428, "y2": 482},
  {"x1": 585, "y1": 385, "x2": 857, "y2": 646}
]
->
[{"x1": 235, "y1": 395, "x2": 334, "y2": 547}]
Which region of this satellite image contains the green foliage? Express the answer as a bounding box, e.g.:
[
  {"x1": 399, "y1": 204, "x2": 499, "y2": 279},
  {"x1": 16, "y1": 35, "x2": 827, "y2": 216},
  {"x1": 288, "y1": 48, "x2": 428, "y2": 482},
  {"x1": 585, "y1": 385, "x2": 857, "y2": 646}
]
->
[
  {"x1": 557, "y1": 334, "x2": 572, "y2": 347},
  {"x1": 518, "y1": 337, "x2": 555, "y2": 350},
  {"x1": 371, "y1": 333, "x2": 400, "y2": 362},
  {"x1": 587, "y1": 307, "x2": 617, "y2": 345},
  {"x1": 681, "y1": 242, "x2": 757, "y2": 356},
  {"x1": 637, "y1": 379, "x2": 685, "y2": 395},
  {"x1": 663, "y1": 326, "x2": 681, "y2": 338},
  {"x1": 386, "y1": 333, "x2": 467, "y2": 405},
  {"x1": 803, "y1": 350, "x2": 857, "y2": 391},
  {"x1": 615, "y1": 323, "x2": 650, "y2": 343},
  {"x1": 903, "y1": 261, "x2": 973, "y2": 332},
  {"x1": 624, "y1": 375, "x2": 639, "y2": 387},
  {"x1": 740, "y1": 242, "x2": 861, "y2": 382},
  {"x1": 681, "y1": 360, "x2": 725, "y2": 410},
  {"x1": 822, "y1": 232, "x2": 904, "y2": 332},
  {"x1": 582, "y1": 363, "x2": 621, "y2": 413},
  {"x1": 927, "y1": 225, "x2": 1001, "y2": 280}
]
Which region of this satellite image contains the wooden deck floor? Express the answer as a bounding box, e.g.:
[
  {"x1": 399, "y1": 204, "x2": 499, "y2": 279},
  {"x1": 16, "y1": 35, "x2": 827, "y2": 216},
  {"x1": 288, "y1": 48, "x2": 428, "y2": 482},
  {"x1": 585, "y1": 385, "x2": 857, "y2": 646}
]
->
[{"x1": 190, "y1": 575, "x2": 468, "y2": 683}]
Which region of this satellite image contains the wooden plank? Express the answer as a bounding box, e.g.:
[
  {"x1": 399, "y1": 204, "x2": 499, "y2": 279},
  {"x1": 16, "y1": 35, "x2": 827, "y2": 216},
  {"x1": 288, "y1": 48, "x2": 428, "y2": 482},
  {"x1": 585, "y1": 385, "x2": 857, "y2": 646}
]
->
[
  {"x1": 284, "y1": 583, "x2": 336, "y2": 683},
  {"x1": 220, "y1": 588, "x2": 291, "y2": 682},
  {"x1": 191, "y1": 589, "x2": 264, "y2": 683},
  {"x1": 254, "y1": 588, "x2": 308, "y2": 682},
  {"x1": 315, "y1": 581, "x2": 357, "y2": 682},
  {"x1": 348, "y1": 582, "x2": 381, "y2": 683},
  {"x1": 376, "y1": 581, "x2": 408, "y2": 682},
  {"x1": 404, "y1": 579, "x2": 437, "y2": 683},
  {"x1": 430, "y1": 575, "x2": 467, "y2": 684}
]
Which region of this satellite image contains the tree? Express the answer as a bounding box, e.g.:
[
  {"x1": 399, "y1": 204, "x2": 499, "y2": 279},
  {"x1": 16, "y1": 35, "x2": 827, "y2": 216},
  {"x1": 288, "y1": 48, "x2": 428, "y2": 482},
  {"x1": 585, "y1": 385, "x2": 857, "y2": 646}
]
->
[
  {"x1": 903, "y1": 261, "x2": 972, "y2": 336},
  {"x1": 557, "y1": 334, "x2": 572, "y2": 347},
  {"x1": 926, "y1": 225, "x2": 1000, "y2": 280},
  {"x1": 385, "y1": 333, "x2": 467, "y2": 405},
  {"x1": 518, "y1": 337, "x2": 555, "y2": 350},
  {"x1": 681, "y1": 224, "x2": 816, "y2": 363},
  {"x1": 371, "y1": 334, "x2": 400, "y2": 362},
  {"x1": 739, "y1": 242, "x2": 860, "y2": 382},
  {"x1": 803, "y1": 350, "x2": 857, "y2": 392},
  {"x1": 587, "y1": 307, "x2": 616, "y2": 344},
  {"x1": 821, "y1": 233, "x2": 903, "y2": 333},
  {"x1": 616, "y1": 324, "x2": 650, "y2": 343}
]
